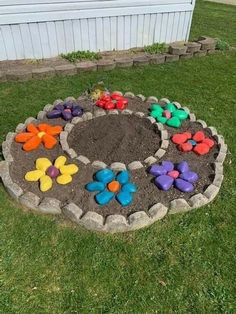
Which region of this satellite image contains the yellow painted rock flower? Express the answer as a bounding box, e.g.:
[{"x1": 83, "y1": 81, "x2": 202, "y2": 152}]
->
[{"x1": 25, "y1": 156, "x2": 78, "y2": 192}]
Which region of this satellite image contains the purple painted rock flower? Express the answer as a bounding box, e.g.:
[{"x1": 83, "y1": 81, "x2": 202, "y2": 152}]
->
[
  {"x1": 148, "y1": 160, "x2": 199, "y2": 193},
  {"x1": 47, "y1": 101, "x2": 84, "y2": 121}
]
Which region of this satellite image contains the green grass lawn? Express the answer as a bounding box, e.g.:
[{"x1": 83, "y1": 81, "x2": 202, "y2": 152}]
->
[{"x1": 0, "y1": 1, "x2": 236, "y2": 313}]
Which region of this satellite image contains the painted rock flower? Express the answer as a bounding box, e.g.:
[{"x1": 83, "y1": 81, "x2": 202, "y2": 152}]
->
[
  {"x1": 96, "y1": 92, "x2": 128, "y2": 110},
  {"x1": 172, "y1": 131, "x2": 215, "y2": 155},
  {"x1": 150, "y1": 103, "x2": 189, "y2": 128},
  {"x1": 85, "y1": 169, "x2": 137, "y2": 206},
  {"x1": 15, "y1": 123, "x2": 62, "y2": 152},
  {"x1": 47, "y1": 101, "x2": 84, "y2": 121},
  {"x1": 148, "y1": 161, "x2": 198, "y2": 193},
  {"x1": 25, "y1": 156, "x2": 78, "y2": 192}
]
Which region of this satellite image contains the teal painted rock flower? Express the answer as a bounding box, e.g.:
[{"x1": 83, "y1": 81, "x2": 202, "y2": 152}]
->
[
  {"x1": 85, "y1": 169, "x2": 137, "y2": 206},
  {"x1": 150, "y1": 103, "x2": 189, "y2": 128}
]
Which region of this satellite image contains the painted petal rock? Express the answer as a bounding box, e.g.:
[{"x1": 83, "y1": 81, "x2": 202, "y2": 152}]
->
[
  {"x1": 165, "y1": 103, "x2": 176, "y2": 113},
  {"x1": 47, "y1": 110, "x2": 62, "y2": 119},
  {"x1": 46, "y1": 166, "x2": 60, "y2": 178},
  {"x1": 60, "y1": 164, "x2": 78, "y2": 175},
  {"x1": 104, "y1": 101, "x2": 116, "y2": 110},
  {"x1": 176, "y1": 161, "x2": 189, "y2": 173},
  {"x1": 116, "y1": 171, "x2": 129, "y2": 185},
  {"x1": 150, "y1": 104, "x2": 163, "y2": 115},
  {"x1": 95, "y1": 169, "x2": 115, "y2": 184},
  {"x1": 116, "y1": 191, "x2": 133, "y2": 207},
  {"x1": 54, "y1": 156, "x2": 66, "y2": 169},
  {"x1": 172, "y1": 109, "x2": 188, "y2": 120},
  {"x1": 172, "y1": 133, "x2": 188, "y2": 144},
  {"x1": 40, "y1": 175, "x2": 53, "y2": 192},
  {"x1": 54, "y1": 104, "x2": 64, "y2": 111},
  {"x1": 161, "y1": 161, "x2": 174, "y2": 172},
  {"x1": 193, "y1": 131, "x2": 205, "y2": 142},
  {"x1": 62, "y1": 110, "x2": 73, "y2": 121},
  {"x1": 25, "y1": 170, "x2": 44, "y2": 181},
  {"x1": 179, "y1": 142, "x2": 193, "y2": 152},
  {"x1": 156, "y1": 116, "x2": 168, "y2": 124},
  {"x1": 64, "y1": 102, "x2": 73, "y2": 109},
  {"x1": 86, "y1": 181, "x2": 105, "y2": 192},
  {"x1": 180, "y1": 171, "x2": 198, "y2": 183},
  {"x1": 202, "y1": 138, "x2": 215, "y2": 148},
  {"x1": 193, "y1": 143, "x2": 210, "y2": 155},
  {"x1": 95, "y1": 190, "x2": 114, "y2": 205},
  {"x1": 166, "y1": 117, "x2": 181, "y2": 128},
  {"x1": 155, "y1": 175, "x2": 174, "y2": 191},
  {"x1": 116, "y1": 101, "x2": 126, "y2": 110},
  {"x1": 36, "y1": 158, "x2": 52, "y2": 172},
  {"x1": 57, "y1": 174, "x2": 72, "y2": 185},
  {"x1": 72, "y1": 107, "x2": 83, "y2": 117},
  {"x1": 174, "y1": 178, "x2": 194, "y2": 193},
  {"x1": 122, "y1": 182, "x2": 137, "y2": 193},
  {"x1": 149, "y1": 165, "x2": 167, "y2": 176}
]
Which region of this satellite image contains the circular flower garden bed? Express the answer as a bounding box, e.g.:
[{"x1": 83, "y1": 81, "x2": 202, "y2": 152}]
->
[{"x1": 0, "y1": 89, "x2": 227, "y2": 233}]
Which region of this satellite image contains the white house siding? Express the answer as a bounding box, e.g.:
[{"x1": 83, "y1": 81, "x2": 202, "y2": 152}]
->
[{"x1": 0, "y1": 0, "x2": 196, "y2": 60}]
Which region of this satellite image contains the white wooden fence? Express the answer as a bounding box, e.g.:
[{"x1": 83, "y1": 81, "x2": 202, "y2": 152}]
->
[{"x1": 0, "y1": 0, "x2": 196, "y2": 61}]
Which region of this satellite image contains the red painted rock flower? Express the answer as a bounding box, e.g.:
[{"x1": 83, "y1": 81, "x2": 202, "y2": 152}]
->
[
  {"x1": 172, "y1": 131, "x2": 215, "y2": 155},
  {"x1": 96, "y1": 92, "x2": 128, "y2": 110}
]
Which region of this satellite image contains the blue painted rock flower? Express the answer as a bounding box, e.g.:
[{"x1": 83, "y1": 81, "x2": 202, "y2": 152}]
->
[
  {"x1": 47, "y1": 101, "x2": 84, "y2": 121},
  {"x1": 85, "y1": 169, "x2": 137, "y2": 206},
  {"x1": 148, "y1": 161, "x2": 198, "y2": 193},
  {"x1": 149, "y1": 103, "x2": 189, "y2": 128}
]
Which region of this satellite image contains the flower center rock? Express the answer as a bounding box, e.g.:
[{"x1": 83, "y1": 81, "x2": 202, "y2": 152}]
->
[
  {"x1": 46, "y1": 166, "x2": 60, "y2": 178},
  {"x1": 107, "y1": 180, "x2": 120, "y2": 193},
  {"x1": 188, "y1": 139, "x2": 197, "y2": 146},
  {"x1": 37, "y1": 131, "x2": 46, "y2": 138},
  {"x1": 167, "y1": 170, "x2": 180, "y2": 179},
  {"x1": 163, "y1": 110, "x2": 172, "y2": 119}
]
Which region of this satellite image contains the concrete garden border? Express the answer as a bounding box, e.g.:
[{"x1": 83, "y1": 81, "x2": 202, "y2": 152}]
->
[{"x1": 0, "y1": 93, "x2": 227, "y2": 233}]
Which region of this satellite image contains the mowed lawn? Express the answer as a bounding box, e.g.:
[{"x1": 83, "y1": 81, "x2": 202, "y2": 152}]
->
[{"x1": 0, "y1": 1, "x2": 236, "y2": 313}]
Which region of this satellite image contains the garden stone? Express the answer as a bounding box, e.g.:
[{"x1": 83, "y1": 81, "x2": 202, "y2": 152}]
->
[
  {"x1": 92, "y1": 160, "x2": 107, "y2": 169},
  {"x1": 169, "y1": 44, "x2": 187, "y2": 55},
  {"x1": 214, "y1": 162, "x2": 224, "y2": 175},
  {"x1": 121, "y1": 109, "x2": 133, "y2": 115},
  {"x1": 133, "y1": 56, "x2": 149, "y2": 66},
  {"x1": 76, "y1": 61, "x2": 97, "y2": 72},
  {"x1": 194, "y1": 51, "x2": 207, "y2": 57},
  {"x1": 77, "y1": 155, "x2": 90, "y2": 165},
  {"x1": 80, "y1": 211, "x2": 104, "y2": 231},
  {"x1": 115, "y1": 58, "x2": 133, "y2": 68},
  {"x1": 189, "y1": 113, "x2": 196, "y2": 121},
  {"x1": 136, "y1": 94, "x2": 146, "y2": 101},
  {"x1": 63, "y1": 203, "x2": 83, "y2": 223},
  {"x1": 219, "y1": 143, "x2": 228, "y2": 154},
  {"x1": 25, "y1": 117, "x2": 37, "y2": 125},
  {"x1": 206, "y1": 126, "x2": 217, "y2": 136},
  {"x1": 165, "y1": 54, "x2": 179, "y2": 62},
  {"x1": 161, "y1": 140, "x2": 169, "y2": 149},
  {"x1": 146, "y1": 116, "x2": 156, "y2": 124},
  {"x1": 2, "y1": 141, "x2": 13, "y2": 162},
  {"x1": 37, "y1": 111, "x2": 46, "y2": 120},
  {"x1": 188, "y1": 193, "x2": 209, "y2": 208},
  {"x1": 147, "y1": 96, "x2": 158, "y2": 103},
  {"x1": 180, "y1": 53, "x2": 193, "y2": 60},
  {"x1": 159, "y1": 98, "x2": 170, "y2": 105},
  {"x1": 197, "y1": 119, "x2": 207, "y2": 128},
  {"x1": 19, "y1": 192, "x2": 40, "y2": 210},
  {"x1": 43, "y1": 104, "x2": 54, "y2": 112},
  {"x1": 169, "y1": 199, "x2": 191, "y2": 214},
  {"x1": 216, "y1": 152, "x2": 227, "y2": 164},
  {"x1": 53, "y1": 99, "x2": 63, "y2": 107},
  {"x1": 6, "y1": 69, "x2": 32, "y2": 81},
  {"x1": 198, "y1": 38, "x2": 216, "y2": 51},
  {"x1": 38, "y1": 197, "x2": 61, "y2": 214},
  {"x1": 135, "y1": 112, "x2": 145, "y2": 118},
  {"x1": 97, "y1": 60, "x2": 116, "y2": 71},
  {"x1": 128, "y1": 211, "x2": 151, "y2": 230},
  {"x1": 32, "y1": 67, "x2": 55, "y2": 79},
  {"x1": 128, "y1": 161, "x2": 143, "y2": 171},
  {"x1": 155, "y1": 149, "x2": 166, "y2": 159},
  {"x1": 65, "y1": 96, "x2": 76, "y2": 102},
  {"x1": 156, "y1": 122, "x2": 164, "y2": 130},
  {"x1": 94, "y1": 109, "x2": 106, "y2": 117},
  {"x1": 108, "y1": 110, "x2": 119, "y2": 115},
  {"x1": 182, "y1": 106, "x2": 190, "y2": 114},
  {"x1": 203, "y1": 184, "x2": 220, "y2": 201},
  {"x1": 64, "y1": 123, "x2": 74, "y2": 133},
  {"x1": 124, "y1": 92, "x2": 135, "y2": 98},
  {"x1": 172, "y1": 101, "x2": 182, "y2": 109},
  {"x1": 110, "y1": 162, "x2": 126, "y2": 171},
  {"x1": 213, "y1": 173, "x2": 224, "y2": 188},
  {"x1": 66, "y1": 148, "x2": 77, "y2": 159},
  {"x1": 15, "y1": 123, "x2": 25, "y2": 133},
  {"x1": 105, "y1": 215, "x2": 129, "y2": 233},
  {"x1": 185, "y1": 42, "x2": 201, "y2": 53},
  {"x1": 55, "y1": 64, "x2": 77, "y2": 76},
  {"x1": 148, "y1": 54, "x2": 165, "y2": 64},
  {"x1": 144, "y1": 156, "x2": 157, "y2": 165},
  {"x1": 161, "y1": 130, "x2": 168, "y2": 140},
  {"x1": 148, "y1": 203, "x2": 168, "y2": 221},
  {"x1": 71, "y1": 116, "x2": 83, "y2": 124},
  {"x1": 82, "y1": 112, "x2": 93, "y2": 121}
]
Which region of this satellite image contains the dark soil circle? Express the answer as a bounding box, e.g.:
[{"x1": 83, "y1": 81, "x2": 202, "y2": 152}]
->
[{"x1": 67, "y1": 114, "x2": 161, "y2": 164}]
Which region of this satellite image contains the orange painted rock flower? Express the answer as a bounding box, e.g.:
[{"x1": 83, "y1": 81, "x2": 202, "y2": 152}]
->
[{"x1": 15, "y1": 123, "x2": 63, "y2": 152}]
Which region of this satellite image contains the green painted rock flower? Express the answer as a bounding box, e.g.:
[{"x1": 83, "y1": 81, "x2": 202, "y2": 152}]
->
[{"x1": 150, "y1": 103, "x2": 189, "y2": 128}]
